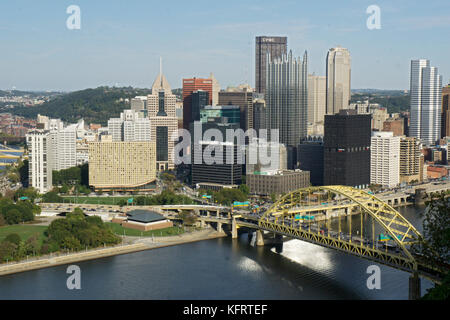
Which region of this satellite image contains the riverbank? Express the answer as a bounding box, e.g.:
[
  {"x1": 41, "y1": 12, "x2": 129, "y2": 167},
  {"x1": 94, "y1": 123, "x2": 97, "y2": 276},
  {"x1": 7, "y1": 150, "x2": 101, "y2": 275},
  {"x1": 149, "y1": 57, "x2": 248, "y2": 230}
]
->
[{"x1": 0, "y1": 228, "x2": 226, "y2": 277}]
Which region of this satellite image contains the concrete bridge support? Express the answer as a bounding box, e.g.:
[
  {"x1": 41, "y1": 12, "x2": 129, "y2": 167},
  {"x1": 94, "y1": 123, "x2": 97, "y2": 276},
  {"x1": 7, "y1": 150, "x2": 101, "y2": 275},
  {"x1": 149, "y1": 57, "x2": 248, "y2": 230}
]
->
[
  {"x1": 256, "y1": 230, "x2": 264, "y2": 246},
  {"x1": 408, "y1": 273, "x2": 421, "y2": 300},
  {"x1": 217, "y1": 222, "x2": 223, "y2": 233},
  {"x1": 232, "y1": 219, "x2": 238, "y2": 239}
]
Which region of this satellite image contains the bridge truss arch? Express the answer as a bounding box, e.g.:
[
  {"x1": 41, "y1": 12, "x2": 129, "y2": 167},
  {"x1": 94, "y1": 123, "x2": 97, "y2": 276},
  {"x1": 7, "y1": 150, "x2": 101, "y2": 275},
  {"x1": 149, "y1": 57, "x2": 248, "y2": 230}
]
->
[{"x1": 259, "y1": 185, "x2": 425, "y2": 273}]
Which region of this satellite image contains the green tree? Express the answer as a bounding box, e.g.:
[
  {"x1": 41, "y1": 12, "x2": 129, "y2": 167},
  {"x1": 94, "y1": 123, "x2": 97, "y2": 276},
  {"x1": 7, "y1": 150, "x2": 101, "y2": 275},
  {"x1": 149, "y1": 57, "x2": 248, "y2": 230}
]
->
[
  {"x1": 3, "y1": 233, "x2": 21, "y2": 246},
  {"x1": 411, "y1": 195, "x2": 450, "y2": 300},
  {"x1": 42, "y1": 191, "x2": 63, "y2": 203},
  {"x1": 0, "y1": 241, "x2": 17, "y2": 262},
  {"x1": 4, "y1": 209, "x2": 21, "y2": 225},
  {"x1": 239, "y1": 184, "x2": 249, "y2": 195}
]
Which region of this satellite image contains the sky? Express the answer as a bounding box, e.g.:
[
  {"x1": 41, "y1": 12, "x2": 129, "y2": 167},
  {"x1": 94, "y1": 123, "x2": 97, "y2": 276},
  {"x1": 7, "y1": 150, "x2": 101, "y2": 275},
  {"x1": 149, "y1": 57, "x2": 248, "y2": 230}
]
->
[{"x1": 0, "y1": 0, "x2": 449, "y2": 92}]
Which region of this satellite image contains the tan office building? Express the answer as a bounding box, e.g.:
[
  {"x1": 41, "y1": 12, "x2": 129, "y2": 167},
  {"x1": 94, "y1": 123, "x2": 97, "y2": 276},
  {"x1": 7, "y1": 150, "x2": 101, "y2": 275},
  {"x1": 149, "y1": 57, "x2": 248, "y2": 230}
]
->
[
  {"x1": 326, "y1": 46, "x2": 351, "y2": 115},
  {"x1": 89, "y1": 141, "x2": 156, "y2": 192},
  {"x1": 399, "y1": 137, "x2": 422, "y2": 183}
]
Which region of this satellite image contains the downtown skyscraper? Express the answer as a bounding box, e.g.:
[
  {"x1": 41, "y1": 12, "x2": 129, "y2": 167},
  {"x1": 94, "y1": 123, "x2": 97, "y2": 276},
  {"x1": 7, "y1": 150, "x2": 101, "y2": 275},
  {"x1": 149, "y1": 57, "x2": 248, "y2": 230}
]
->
[
  {"x1": 326, "y1": 46, "x2": 351, "y2": 115},
  {"x1": 255, "y1": 36, "x2": 287, "y2": 95},
  {"x1": 409, "y1": 59, "x2": 442, "y2": 146},
  {"x1": 265, "y1": 50, "x2": 308, "y2": 147}
]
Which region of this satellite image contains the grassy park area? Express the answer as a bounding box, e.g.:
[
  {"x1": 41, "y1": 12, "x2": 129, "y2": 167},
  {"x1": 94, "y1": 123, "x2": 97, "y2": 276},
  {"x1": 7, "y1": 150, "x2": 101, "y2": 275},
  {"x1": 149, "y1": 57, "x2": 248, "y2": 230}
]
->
[
  {"x1": 0, "y1": 225, "x2": 47, "y2": 244},
  {"x1": 105, "y1": 222, "x2": 185, "y2": 237}
]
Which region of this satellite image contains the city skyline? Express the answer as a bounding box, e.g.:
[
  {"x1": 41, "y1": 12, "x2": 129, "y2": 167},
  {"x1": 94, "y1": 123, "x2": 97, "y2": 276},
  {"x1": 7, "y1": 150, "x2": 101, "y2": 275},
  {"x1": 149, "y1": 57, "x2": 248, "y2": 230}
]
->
[{"x1": 0, "y1": 0, "x2": 449, "y2": 91}]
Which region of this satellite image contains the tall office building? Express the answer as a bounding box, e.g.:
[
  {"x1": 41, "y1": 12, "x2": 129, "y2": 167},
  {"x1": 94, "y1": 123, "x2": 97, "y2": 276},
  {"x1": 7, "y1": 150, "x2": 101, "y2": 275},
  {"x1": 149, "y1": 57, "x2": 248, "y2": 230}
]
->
[
  {"x1": 266, "y1": 50, "x2": 308, "y2": 147},
  {"x1": 370, "y1": 132, "x2": 400, "y2": 188},
  {"x1": 210, "y1": 72, "x2": 220, "y2": 106},
  {"x1": 400, "y1": 137, "x2": 422, "y2": 183},
  {"x1": 298, "y1": 137, "x2": 324, "y2": 186},
  {"x1": 182, "y1": 78, "x2": 213, "y2": 130},
  {"x1": 307, "y1": 74, "x2": 326, "y2": 124},
  {"x1": 323, "y1": 110, "x2": 371, "y2": 188},
  {"x1": 218, "y1": 88, "x2": 254, "y2": 130},
  {"x1": 26, "y1": 130, "x2": 53, "y2": 193},
  {"x1": 52, "y1": 124, "x2": 77, "y2": 171},
  {"x1": 89, "y1": 141, "x2": 156, "y2": 192},
  {"x1": 147, "y1": 67, "x2": 178, "y2": 171},
  {"x1": 409, "y1": 59, "x2": 442, "y2": 145},
  {"x1": 441, "y1": 84, "x2": 450, "y2": 138},
  {"x1": 190, "y1": 121, "x2": 243, "y2": 189},
  {"x1": 253, "y1": 98, "x2": 266, "y2": 133},
  {"x1": 326, "y1": 46, "x2": 351, "y2": 115},
  {"x1": 191, "y1": 90, "x2": 209, "y2": 124},
  {"x1": 255, "y1": 36, "x2": 287, "y2": 94}
]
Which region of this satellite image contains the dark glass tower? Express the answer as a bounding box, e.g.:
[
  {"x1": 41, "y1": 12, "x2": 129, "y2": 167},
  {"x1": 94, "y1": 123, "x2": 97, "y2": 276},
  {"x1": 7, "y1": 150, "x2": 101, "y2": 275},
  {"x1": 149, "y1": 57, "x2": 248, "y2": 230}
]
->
[
  {"x1": 255, "y1": 36, "x2": 287, "y2": 95},
  {"x1": 191, "y1": 90, "x2": 209, "y2": 123},
  {"x1": 323, "y1": 110, "x2": 371, "y2": 188}
]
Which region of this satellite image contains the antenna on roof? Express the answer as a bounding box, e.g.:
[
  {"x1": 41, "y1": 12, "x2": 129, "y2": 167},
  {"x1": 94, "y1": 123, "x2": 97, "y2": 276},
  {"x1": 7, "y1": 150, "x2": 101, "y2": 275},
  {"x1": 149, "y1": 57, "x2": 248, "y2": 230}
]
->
[{"x1": 159, "y1": 56, "x2": 163, "y2": 87}]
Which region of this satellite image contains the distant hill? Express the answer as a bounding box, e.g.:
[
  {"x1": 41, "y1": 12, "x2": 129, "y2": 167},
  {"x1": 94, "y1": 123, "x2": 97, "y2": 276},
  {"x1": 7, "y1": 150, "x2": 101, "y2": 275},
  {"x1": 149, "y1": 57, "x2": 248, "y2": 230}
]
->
[
  {"x1": 350, "y1": 90, "x2": 410, "y2": 114},
  {"x1": 11, "y1": 86, "x2": 154, "y2": 126},
  {"x1": 0, "y1": 90, "x2": 62, "y2": 97}
]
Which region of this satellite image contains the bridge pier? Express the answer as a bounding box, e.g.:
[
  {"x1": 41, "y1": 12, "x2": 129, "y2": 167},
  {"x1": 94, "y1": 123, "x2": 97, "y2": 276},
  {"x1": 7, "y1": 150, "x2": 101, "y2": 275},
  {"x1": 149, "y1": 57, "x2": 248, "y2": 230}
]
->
[
  {"x1": 256, "y1": 230, "x2": 264, "y2": 246},
  {"x1": 408, "y1": 273, "x2": 421, "y2": 300},
  {"x1": 217, "y1": 222, "x2": 223, "y2": 233},
  {"x1": 200, "y1": 219, "x2": 206, "y2": 228},
  {"x1": 231, "y1": 218, "x2": 238, "y2": 239}
]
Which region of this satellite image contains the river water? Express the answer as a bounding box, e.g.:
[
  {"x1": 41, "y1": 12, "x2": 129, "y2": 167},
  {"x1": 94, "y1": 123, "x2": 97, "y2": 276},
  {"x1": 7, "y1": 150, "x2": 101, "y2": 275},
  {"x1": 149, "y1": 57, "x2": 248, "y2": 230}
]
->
[{"x1": 0, "y1": 205, "x2": 433, "y2": 299}]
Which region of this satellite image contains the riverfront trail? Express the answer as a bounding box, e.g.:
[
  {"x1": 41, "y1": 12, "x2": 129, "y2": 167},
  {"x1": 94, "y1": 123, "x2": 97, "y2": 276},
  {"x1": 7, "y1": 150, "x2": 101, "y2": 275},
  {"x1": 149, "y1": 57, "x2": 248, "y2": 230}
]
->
[{"x1": 0, "y1": 228, "x2": 225, "y2": 277}]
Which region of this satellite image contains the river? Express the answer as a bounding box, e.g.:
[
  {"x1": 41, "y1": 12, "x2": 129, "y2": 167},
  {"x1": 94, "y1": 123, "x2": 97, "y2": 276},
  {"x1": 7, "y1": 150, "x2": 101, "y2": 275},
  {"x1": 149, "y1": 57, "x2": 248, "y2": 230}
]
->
[{"x1": 0, "y1": 205, "x2": 433, "y2": 299}]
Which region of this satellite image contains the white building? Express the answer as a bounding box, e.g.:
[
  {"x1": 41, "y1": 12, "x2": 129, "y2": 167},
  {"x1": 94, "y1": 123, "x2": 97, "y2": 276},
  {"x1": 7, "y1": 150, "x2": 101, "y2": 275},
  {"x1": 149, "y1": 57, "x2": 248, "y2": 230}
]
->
[
  {"x1": 53, "y1": 124, "x2": 77, "y2": 170},
  {"x1": 370, "y1": 131, "x2": 400, "y2": 188},
  {"x1": 107, "y1": 109, "x2": 151, "y2": 142},
  {"x1": 409, "y1": 59, "x2": 442, "y2": 145},
  {"x1": 26, "y1": 130, "x2": 53, "y2": 193}
]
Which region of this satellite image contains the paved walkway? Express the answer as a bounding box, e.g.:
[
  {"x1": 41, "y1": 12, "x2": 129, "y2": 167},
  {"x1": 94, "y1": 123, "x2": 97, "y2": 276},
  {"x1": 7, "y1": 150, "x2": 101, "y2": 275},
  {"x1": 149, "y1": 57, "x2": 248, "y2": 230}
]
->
[{"x1": 0, "y1": 228, "x2": 226, "y2": 277}]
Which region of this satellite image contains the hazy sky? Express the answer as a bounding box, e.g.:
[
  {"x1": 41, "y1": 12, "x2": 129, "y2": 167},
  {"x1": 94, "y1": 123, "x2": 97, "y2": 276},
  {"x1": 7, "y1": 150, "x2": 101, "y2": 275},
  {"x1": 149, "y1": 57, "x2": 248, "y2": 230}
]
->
[{"x1": 0, "y1": 0, "x2": 449, "y2": 91}]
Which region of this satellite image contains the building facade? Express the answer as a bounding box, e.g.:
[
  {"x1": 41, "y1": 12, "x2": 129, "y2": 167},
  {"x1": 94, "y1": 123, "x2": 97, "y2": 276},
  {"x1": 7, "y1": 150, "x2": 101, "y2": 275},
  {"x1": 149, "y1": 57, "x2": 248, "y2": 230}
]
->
[
  {"x1": 26, "y1": 130, "x2": 53, "y2": 193},
  {"x1": 247, "y1": 170, "x2": 310, "y2": 196},
  {"x1": 400, "y1": 137, "x2": 422, "y2": 183},
  {"x1": 147, "y1": 70, "x2": 178, "y2": 171},
  {"x1": 255, "y1": 36, "x2": 287, "y2": 95},
  {"x1": 307, "y1": 74, "x2": 326, "y2": 125},
  {"x1": 266, "y1": 50, "x2": 308, "y2": 147},
  {"x1": 88, "y1": 141, "x2": 156, "y2": 192},
  {"x1": 409, "y1": 59, "x2": 442, "y2": 145},
  {"x1": 370, "y1": 132, "x2": 400, "y2": 188},
  {"x1": 323, "y1": 110, "x2": 371, "y2": 188},
  {"x1": 218, "y1": 89, "x2": 254, "y2": 131},
  {"x1": 182, "y1": 78, "x2": 213, "y2": 130},
  {"x1": 326, "y1": 46, "x2": 351, "y2": 115}
]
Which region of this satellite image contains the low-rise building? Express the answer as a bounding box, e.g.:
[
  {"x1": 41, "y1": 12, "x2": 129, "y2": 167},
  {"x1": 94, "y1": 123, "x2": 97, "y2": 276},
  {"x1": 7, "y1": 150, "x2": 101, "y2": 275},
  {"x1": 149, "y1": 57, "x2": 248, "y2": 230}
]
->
[{"x1": 247, "y1": 169, "x2": 310, "y2": 196}]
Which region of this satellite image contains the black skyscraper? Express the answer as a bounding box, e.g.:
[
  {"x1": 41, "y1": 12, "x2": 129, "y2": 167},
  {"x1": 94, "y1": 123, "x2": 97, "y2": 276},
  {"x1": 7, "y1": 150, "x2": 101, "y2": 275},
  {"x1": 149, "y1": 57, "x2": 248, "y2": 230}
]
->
[
  {"x1": 323, "y1": 110, "x2": 371, "y2": 188},
  {"x1": 255, "y1": 36, "x2": 287, "y2": 95},
  {"x1": 191, "y1": 90, "x2": 209, "y2": 123}
]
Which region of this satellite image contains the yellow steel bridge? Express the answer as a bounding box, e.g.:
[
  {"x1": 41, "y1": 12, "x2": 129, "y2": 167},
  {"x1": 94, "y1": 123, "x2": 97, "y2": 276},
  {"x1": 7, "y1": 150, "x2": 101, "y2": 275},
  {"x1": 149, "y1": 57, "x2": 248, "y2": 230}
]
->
[{"x1": 235, "y1": 185, "x2": 448, "y2": 282}]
